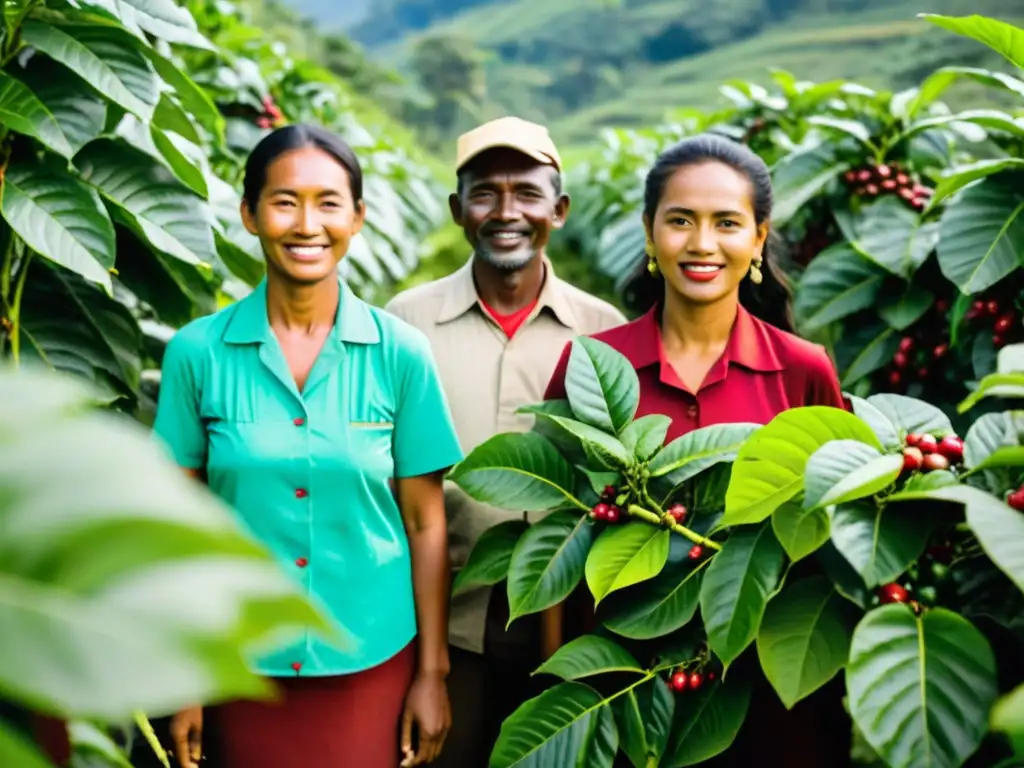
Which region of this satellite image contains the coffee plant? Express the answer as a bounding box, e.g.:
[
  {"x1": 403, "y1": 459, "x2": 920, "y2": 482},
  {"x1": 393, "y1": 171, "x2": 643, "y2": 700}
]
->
[
  {"x1": 449, "y1": 336, "x2": 1024, "y2": 767},
  {"x1": 0, "y1": 367, "x2": 328, "y2": 767},
  {"x1": 553, "y1": 13, "x2": 1023, "y2": 428},
  {"x1": 0, "y1": 0, "x2": 445, "y2": 422}
]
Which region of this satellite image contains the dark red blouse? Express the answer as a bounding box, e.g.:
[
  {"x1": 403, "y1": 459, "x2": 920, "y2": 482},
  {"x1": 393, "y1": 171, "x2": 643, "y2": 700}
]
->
[{"x1": 544, "y1": 304, "x2": 847, "y2": 441}]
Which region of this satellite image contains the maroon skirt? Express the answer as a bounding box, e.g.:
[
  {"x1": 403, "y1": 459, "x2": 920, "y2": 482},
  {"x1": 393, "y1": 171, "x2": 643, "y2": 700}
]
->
[{"x1": 210, "y1": 642, "x2": 416, "y2": 767}]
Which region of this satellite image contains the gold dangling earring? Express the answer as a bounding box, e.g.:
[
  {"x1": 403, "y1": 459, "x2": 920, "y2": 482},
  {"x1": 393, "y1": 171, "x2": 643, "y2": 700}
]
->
[
  {"x1": 749, "y1": 257, "x2": 763, "y2": 285},
  {"x1": 645, "y1": 240, "x2": 659, "y2": 276}
]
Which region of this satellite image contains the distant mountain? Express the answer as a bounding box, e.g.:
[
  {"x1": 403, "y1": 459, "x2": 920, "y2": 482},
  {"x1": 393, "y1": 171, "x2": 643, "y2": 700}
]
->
[{"x1": 288, "y1": 0, "x2": 1020, "y2": 145}]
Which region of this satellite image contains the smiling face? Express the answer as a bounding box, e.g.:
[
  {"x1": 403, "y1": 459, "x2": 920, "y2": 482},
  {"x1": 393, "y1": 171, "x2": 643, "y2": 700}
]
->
[
  {"x1": 450, "y1": 148, "x2": 569, "y2": 272},
  {"x1": 240, "y1": 146, "x2": 365, "y2": 286},
  {"x1": 645, "y1": 161, "x2": 767, "y2": 307}
]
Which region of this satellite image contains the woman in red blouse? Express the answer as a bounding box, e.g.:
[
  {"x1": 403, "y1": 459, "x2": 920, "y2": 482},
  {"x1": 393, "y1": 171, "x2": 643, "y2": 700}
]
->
[{"x1": 543, "y1": 133, "x2": 849, "y2": 766}]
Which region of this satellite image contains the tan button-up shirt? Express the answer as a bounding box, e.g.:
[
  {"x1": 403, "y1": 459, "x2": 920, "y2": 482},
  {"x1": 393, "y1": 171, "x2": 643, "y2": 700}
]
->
[{"x1": 384, "y1": 256, "x2": 627, "y2": 654}]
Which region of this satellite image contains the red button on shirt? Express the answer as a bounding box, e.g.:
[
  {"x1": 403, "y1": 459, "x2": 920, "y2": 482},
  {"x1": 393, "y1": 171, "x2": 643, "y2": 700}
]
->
[
  {"x1": 293, "y1": 417, "x2": 305, "y2": 426},
  {"x1": 295, "y1": 488, "x2": 308, "y2": 499},
  {"x1": 544, "y1": 304, "x2": 847, "y2": 442},
  {"x1": 291, "y1": 661, "x2": 302, "y2": 672},
  {"x1": 295, "y1": 557, "x2": 308, "y2": 568}
]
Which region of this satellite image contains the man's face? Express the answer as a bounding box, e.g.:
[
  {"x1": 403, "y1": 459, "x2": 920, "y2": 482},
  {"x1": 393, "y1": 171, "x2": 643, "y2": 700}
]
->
[{"x1": 449, "y1": 148, "x2": 570, "y2": 271}]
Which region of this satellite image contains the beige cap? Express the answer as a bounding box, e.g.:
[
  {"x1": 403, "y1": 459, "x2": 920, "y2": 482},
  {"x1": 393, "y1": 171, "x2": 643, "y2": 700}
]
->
[{"x1": 456, "y1": 116, "x2": 562, "y2": 172}]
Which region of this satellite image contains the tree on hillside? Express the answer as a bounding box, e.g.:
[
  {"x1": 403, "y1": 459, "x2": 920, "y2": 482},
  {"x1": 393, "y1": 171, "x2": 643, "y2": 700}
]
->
[{"x1": 407, "y1": 33, "x2": 488, "y2": 146}]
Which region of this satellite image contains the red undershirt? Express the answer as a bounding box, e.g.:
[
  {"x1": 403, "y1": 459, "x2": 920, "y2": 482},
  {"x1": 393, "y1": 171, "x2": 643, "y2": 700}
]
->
[{"x1": 480, "y1": 297, "x2": 539, "y2": 338}]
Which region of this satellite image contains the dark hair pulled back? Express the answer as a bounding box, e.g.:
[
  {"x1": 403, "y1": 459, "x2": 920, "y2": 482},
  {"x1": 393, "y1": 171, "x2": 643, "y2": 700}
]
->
[
  {"x1": 624, "y1": 132, "x2": 794, "y2": 332},
  {"x1": 242, "y1": 123, "x2": 364, "y2": 210}
]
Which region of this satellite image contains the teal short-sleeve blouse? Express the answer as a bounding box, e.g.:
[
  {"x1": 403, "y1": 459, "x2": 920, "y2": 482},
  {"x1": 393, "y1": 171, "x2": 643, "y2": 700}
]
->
[{"x1": 152, "y1": 276, "x2": 464, "y2": 677}]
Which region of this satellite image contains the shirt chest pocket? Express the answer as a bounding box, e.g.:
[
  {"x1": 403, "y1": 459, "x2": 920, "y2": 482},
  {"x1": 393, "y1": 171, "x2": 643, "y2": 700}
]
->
[{"x1": 349, "y1": 421, "x2": 396, "y2": 479}]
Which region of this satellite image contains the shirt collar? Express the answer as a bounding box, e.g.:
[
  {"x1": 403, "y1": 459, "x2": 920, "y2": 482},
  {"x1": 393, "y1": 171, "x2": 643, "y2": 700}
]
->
[
  {"x1": 436, "y1": 255, "x2": 579, "y2": 329},
  {"x1": 222, "y1": 275, "x2": 380, "y2": 345},
  {"x1": 622, "y1": 303, "x2": 784, "y2": 373}
]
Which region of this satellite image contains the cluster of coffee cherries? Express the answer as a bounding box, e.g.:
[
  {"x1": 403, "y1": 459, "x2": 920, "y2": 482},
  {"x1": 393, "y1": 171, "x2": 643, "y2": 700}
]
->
[
  {"x1": 886, "y1": 320, "x2": 951, "y2": 390},
  {"x1": 668, "y1": 665, "x2": 716, "y2": 694},
  {"x1": 965, "y1": 297, "x2": 1019, "y2": 349},
  {"x1": 590, "y1": 485, "x2": 625, "y2": 524},
  {"x1": 842, "y1": 162, "x2": 933, "y2": 210},
  {"x1": 255, "y1": 95, "x2": 284, "y2": 130},
  {"x1": 901, "y1": 432, "x2": 964, "y2": 474}
]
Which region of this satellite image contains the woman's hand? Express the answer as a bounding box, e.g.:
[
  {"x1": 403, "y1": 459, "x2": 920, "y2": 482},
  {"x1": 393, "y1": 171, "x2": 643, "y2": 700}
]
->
[
  {"x1": 400, "y1": 671, "x2": 451, "y2": 766},
  {"x1": 169, "y1": 706, "x2": 203, "y2": 767}
]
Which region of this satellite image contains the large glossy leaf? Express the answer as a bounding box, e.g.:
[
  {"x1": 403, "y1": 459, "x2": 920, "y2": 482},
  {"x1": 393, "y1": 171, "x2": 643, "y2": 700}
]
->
[
  {"x1": 0, "y1": 71, "x2": 72, "y2": 157},
  {"x1": 700, "y1": 522, "x2": 785, "y2": 668},
  {"x1": 722, "y1": 406, "x2": 880, "y2": 527},
  {"x1": 115, "y1": 114, "x2": 209, "y2": 199},
  {"x1": 601, "y1": 557, "x2": 709, "y2": 640},
  {"x1": 803, "y1": 440, "x2": 903, "y2": 511},
  {"x1": 489, "y1": 682, "x2": 606, "y2": 768},
  {"x1": 585, "y1": 522, "x2": 670, "y2": 605},
  {"x1": 666, "y1": 673, "x2": 752, "y2": 766},
  {"x1": 772, "y1": 500, "x2": 830, "y2": 563},
  {"x1": 648, "y1": 422, "x2": 760, "y2": 486},
  {"x1": 757, "y1": 576, "x2": 859, "y2": 709},
  {"x1": 848, "y1": 395, "x2": 902, "y2": 451},
  {"x1": 878, "y1": 283, "x2": 934, "y2": 332},
  {"x1": 903, "y1": 111, "x2": 1024, "y2": 142},
  {"x1": 828, "y1": 501, "x2": 935, "y2": 589},
  {"x1": 793, "y1": 244, "x2": 886, "y2": 332},
  {"x1": 507, "y1": 511, "x2": 597, "y2": 620},
  {"x1": 928, "y1": 158, "x2": 1024, "y2": 211},
  {"x1": 0, "y1": 368, "x2": 325, "y2": 719},
  {"x1": 75, "y1": 139, "x2": 217, "y2": 266},
  {"x1": 543, "y1": 414, "x2": 632, "y2": 469},
  {"x1": 770, "y1": 144, "x2": 848, "y2": 225},
  {"x1": 141, "y1": 49, "x2": 224, "y2": 139},
  {"x1": 449, "y1": 432, "x2": 581, "y2": 512},
  {"x1": 837, "y1": 197, "x2": 939, "y2": 279},
  {"x1": 614, "y1": 677, "x2": 674, "y2": 768},
  {"x1": 909, "y1": 67, "x2": 1024, "y2": 120},
  {"x1": 575, "y1": 706, "x2": 618, "y2": 768},
  {"x1": 18, "y1": 258, "x2": 141, "y2": 401},
  {"x1": 891, "y1": 484, "x2": 1024, "y2": 594},
  {"x1": 861, "y1": 394, "x2": 954, "y2": 440},
  {"x1": 14, "y1": 58, "x2": 107, "y2": 155},
  {"x1": 937, "y1": 176, "x2": 1024, "y2": 295},
  {"x1": 963, "y1": 412, "x2": 1017, "y2": 471},
  {"x1": 452, "y1": 520, "x2": 528, "y2": 596},
  {"x1": 565, "y1": 337, "x2": 639, "y2": 434},
  {"x1": 920, "y1": 14, "x2": 1024, "y2": 69},
  {"x1": 619, "y1": 414, "x2": 670, "y2": 461},
  {"x1": 20, "y1": 20, "x2": 160, "y2": 122},
  {"x1": 81, "y1": 0, "x2": 214, "y2": 50},
  {"x1": 0, "y1": 158, "x2": 114, "y2": 290},
  {"x1": 534, "y1": 635, "x2": 643, "y2": 681},
  {"x1": 835, "y1": 320, "x2": 900, "y2": 389},
  {"x1": 846, "y1": 605, "x2": 997, "y2": 768}
]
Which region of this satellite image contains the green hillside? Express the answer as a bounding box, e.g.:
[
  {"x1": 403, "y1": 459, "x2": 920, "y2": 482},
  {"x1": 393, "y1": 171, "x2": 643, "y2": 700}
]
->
[{"x1": 331, "y1": 0, "x2": 1021, "y2": 147}]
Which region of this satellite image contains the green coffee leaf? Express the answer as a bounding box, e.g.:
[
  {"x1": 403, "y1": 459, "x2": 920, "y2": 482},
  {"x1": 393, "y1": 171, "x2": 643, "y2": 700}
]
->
[
  {"x1": 585, "y1": 522, "x2": 671, "y2": 605},
  {"x1": 847, "y1": 605, "x2": 997, "y2": 768},
  {"x1": 565, "y1": 337, "x2": 639, "y2": 434},
  {"x1": 700, "y1": 522, "x2": 786, "y2": 667},
  {"x1": 757, "y1": 576, "x2": 859, "y2": 709}
]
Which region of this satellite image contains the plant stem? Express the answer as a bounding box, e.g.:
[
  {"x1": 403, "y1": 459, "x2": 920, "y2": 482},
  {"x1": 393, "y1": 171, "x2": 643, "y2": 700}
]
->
[
  {"x1": 134, "y1": 712, "x2": 170, "y2": 768},
  {"x1": 627, "y1": 504, "x2": 722, "y2": 551},
  {"x1": 7, "y1": 249, "x2": 31, "y2": 366}
]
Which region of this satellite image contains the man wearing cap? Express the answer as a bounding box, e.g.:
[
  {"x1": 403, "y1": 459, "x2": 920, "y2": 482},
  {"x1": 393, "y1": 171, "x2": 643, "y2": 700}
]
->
[{"x1": 385, "y1": 117, "x2": 626, "y2": 765}]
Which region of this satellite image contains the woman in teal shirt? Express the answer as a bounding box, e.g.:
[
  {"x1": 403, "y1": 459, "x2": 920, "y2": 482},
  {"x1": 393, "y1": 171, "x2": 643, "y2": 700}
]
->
[{"x1": 153, "y1": 124, "x2": 463, "y2": 768}]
